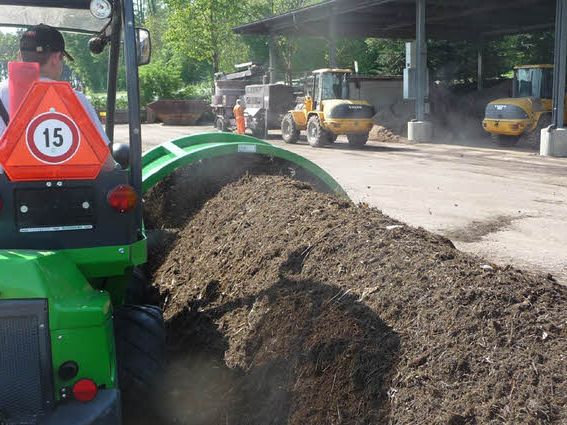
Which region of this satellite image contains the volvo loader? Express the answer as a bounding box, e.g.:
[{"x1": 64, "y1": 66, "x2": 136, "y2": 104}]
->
[
  {"x1": 482, "y1": 65, "x2": 566, "y2": 146},
  {"x1": 281, "y1": 69, "x2": 375, "y2": 148}
]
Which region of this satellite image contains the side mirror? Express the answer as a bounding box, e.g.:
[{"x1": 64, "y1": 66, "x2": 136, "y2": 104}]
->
[
  {"x1": 136, "y1": 28, "x2": 151, "y2": 66},
  {"x1": 112, "y1": 143, "x2": 130, "y2": 169}
]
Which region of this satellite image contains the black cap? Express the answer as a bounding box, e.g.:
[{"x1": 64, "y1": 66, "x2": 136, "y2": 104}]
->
[{"x1": 20, "y1": 24, "x2": 74, "y2": 61}]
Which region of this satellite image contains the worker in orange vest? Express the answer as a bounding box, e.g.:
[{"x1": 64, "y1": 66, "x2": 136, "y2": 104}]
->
[{"x1": 233, "y1": 99, "x2": 246, "y2": 135}]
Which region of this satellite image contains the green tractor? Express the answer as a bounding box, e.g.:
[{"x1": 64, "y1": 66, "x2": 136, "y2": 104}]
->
[{"x1": 0, "y1": 1, "x2": 345, "y2": 424}]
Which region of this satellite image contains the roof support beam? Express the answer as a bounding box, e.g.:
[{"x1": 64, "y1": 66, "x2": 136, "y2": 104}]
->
[
  {"x1": 477, "y1": 40, "x2": 484, "y2": 91},
  {"x1": 416, "y1": 0, "x2": 427, "y2": 122},
  {"x1": 328, "y1": 4, "x2": 337, "y2": 68},
  {"x1": 552, "y1": 0, "x2": 567, "y2": 129}
]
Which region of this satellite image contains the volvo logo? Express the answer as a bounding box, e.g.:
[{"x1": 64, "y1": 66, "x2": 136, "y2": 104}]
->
[
  {"x1": 348, "y1": 105, "x2": 363, "y2": 110},
  {"x1": 495, "y1": 105, "x2": 506, "y2": 111}
]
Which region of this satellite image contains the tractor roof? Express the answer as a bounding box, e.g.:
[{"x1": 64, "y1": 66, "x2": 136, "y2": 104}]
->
[{"x1": 0, "y1": 0, "x2": 108, "y2": 33}]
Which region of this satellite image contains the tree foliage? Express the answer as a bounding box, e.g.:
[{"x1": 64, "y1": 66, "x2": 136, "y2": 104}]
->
[
  {"x1": 164, "y1": 0, "x2": 248, "y2": 78},
  {"x1": 0, "y1": 32, "x2": 19, "y2": 79}
]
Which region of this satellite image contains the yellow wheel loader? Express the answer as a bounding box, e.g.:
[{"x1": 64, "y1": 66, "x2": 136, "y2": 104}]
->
[
  {"x1": 482, "y1": 65, "x2": 565, "y2": 147},
  {"x1": 281, "y1": 69, "x2": 375, "y2": 148}
]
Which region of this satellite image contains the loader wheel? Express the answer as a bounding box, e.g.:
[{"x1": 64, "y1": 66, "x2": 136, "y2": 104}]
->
[
  {"x1": 523, "y1": 114, "x2": 551, "y2": 146},
  {"x1": 281, "y1": 113, "x2": 300, "y2": 144},
  {"x1": 114, "y1": 304, "x2": 166, "y2": 402},
  {"x1": 307, "y1": 115, "x2": 326, "y2": 147},
  {"x1": 492, "y1": 134, "x2": 520, "y2": 147},
  {"x1": 347, "y1": 133, "x2": 369, "y2": 148}
]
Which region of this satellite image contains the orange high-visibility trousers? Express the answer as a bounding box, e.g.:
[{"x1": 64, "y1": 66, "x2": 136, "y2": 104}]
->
[{"x1": 233, "y1": 104, "x2": 245, "y2": 134}]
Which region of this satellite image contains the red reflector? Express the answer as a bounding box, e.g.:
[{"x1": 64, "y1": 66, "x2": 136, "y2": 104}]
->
[
  {"x1": 107, "y1": 184, "x2": 137, "y2": 213},
  {"x1": 72, "y1": 379, "x2": 98, "y2": 402}
]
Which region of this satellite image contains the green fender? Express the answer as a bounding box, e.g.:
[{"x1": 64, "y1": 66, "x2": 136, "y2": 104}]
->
[
  {"x1": 141, "y1": 132, "x2": 347, "y2": 196},
  {"x1": 0, "y1": 250, "x2": 117, "y2": 398}
]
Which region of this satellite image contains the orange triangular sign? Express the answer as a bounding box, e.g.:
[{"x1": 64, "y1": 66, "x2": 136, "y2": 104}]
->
[{"x1": 0, "y1": 81, "x2": 109, "y2": 181}]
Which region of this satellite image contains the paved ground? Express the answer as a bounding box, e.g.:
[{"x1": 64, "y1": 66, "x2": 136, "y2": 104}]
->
[{"x1": 115, "y1": 123, "x2": 567, "y2": 283}]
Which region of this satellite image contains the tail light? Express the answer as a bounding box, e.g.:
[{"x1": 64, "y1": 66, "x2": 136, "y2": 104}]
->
[
  {"x1": 107, "y1": 184, "x2": 137, "y2": 213},
  {"x1": 72, "y1": 378, "x2": 98, "y2": 402}
]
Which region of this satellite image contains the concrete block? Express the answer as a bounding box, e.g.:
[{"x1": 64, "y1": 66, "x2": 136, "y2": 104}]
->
[
  {"x1": 408, "y1": 120, "x2": 433, "y2": 142},
  {"x1": 540, "y1": 126, "x2": 567, "y2": 157}
]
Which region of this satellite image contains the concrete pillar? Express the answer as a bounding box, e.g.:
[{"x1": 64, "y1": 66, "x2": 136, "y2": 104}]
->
[
  {"x1": 541, "y1": 0, "x2": 567, "y2": 156},
  {"x1": 477, "y1": 41, "x2": 484, "y2": 91},
  {"x1": 408, "y1": 0, "x2": 433, "y2": 142},
  {"x1": 328, "y1": 6, "x2": 337, "y2": 68}
]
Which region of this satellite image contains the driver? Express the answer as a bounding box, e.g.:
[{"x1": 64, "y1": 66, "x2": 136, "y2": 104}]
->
[{"x1": 0, "y1": 24, "x2": 110, "y2": 145}]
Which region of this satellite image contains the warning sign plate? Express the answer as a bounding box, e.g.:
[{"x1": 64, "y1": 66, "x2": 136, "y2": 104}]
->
[{"x1": 26, "y1": 112, "x2": 80, "y2": 164}]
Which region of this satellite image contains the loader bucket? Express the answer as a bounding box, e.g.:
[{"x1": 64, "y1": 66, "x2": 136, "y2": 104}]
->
[{"x1": 141, "y1": 132, "x2": 346, "y2": 196}]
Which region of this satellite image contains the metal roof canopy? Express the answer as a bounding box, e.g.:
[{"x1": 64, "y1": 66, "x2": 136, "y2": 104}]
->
[{"x1": 234, "y1": 0, "x2": 555, "y2": 40}]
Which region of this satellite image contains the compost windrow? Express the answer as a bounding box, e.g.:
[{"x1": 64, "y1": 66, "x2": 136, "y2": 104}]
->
[{"x1": 142, "y1": 172, "x2": 567, "y2": 425}]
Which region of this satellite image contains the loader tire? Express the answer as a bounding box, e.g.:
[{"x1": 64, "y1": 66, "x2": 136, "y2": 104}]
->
[
  {"x1": 347, "y1": 133, "x2": 369, "y2": 148},
  {"x1": 281, "y1": 113, "x2": 300, "y2": 144},
  {"x1": 523, "y1": 113, "x2": 551, "y2": 146},
  {"x1": 492, "y1": 134, "x2": 520, "y2": 147},
  {"x1": 114, "y1": 304, "x2": 166, "y2": 402},
  {"x1": 307, "y1": 115, "x2": 326, "y2": 147}
]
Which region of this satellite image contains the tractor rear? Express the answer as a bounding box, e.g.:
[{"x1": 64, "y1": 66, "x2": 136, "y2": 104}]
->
[
  {"x1": 281, "y1": 69, "x2": 375, "y2": 147},
  {"x1": 0, "y1": 1, "x2": 346, "y2": 424},
  {"x1": 0, "y1": 1, "x2": 162, "y2": 423}
]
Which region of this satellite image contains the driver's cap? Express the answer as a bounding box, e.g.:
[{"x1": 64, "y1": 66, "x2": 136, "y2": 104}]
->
[{"x1": 20, "y1": 24, "x2": 74, "y2": 61}]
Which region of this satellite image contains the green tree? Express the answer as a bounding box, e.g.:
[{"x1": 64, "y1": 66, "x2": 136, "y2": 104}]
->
[
  {"x1": 138, "y1": 59, "x2": 183, "y2": 104},
  {"x1": 165, "y1": 0, "x2": 248, "y2": 79},
  {"x1": 362, "y1": 38, "x2": 405, "y2": 76},
  {"x1": 0, "y1": 32, "x2": 20, "y2": 79},
  {"x1": 65, "y1": 33, "x2": 111, "y2": 93}
]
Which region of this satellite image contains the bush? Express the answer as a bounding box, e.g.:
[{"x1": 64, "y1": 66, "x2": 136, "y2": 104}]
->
[
  {"x1": 139, "y1": 61, "x2": 183, "y2": 105},
  {"x1": 173, "y1": 81, "x2": 213, "y2": 101},
  {"x1": 87, "y1": 92, "x2": 129, "y2": 111}
]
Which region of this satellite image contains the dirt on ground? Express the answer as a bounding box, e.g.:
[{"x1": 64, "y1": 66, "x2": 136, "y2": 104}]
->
[
  {"x1": 139, "y1": 165, "x2": 567, "y2": 425},
  {"x1": 370, "y1": 80, "x2": 513, "y2": 144}
]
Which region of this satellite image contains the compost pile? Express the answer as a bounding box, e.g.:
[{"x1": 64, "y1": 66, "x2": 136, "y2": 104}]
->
[{"x1": 142, "y1": 170, "x2": 567, "y2": 425}]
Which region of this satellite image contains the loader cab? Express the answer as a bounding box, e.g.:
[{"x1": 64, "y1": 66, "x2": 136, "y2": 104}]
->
[
  {"x1": 512, "y1": 65, "x2": 553, "y2": 100},
  {"x1": 311, "y1": 69, "x2": 351, "y2": 110}
]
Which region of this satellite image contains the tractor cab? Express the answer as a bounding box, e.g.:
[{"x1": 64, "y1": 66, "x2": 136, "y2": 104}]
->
[{"x1": 0, "y1": 0, "x2": 150, "y2": 252}]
